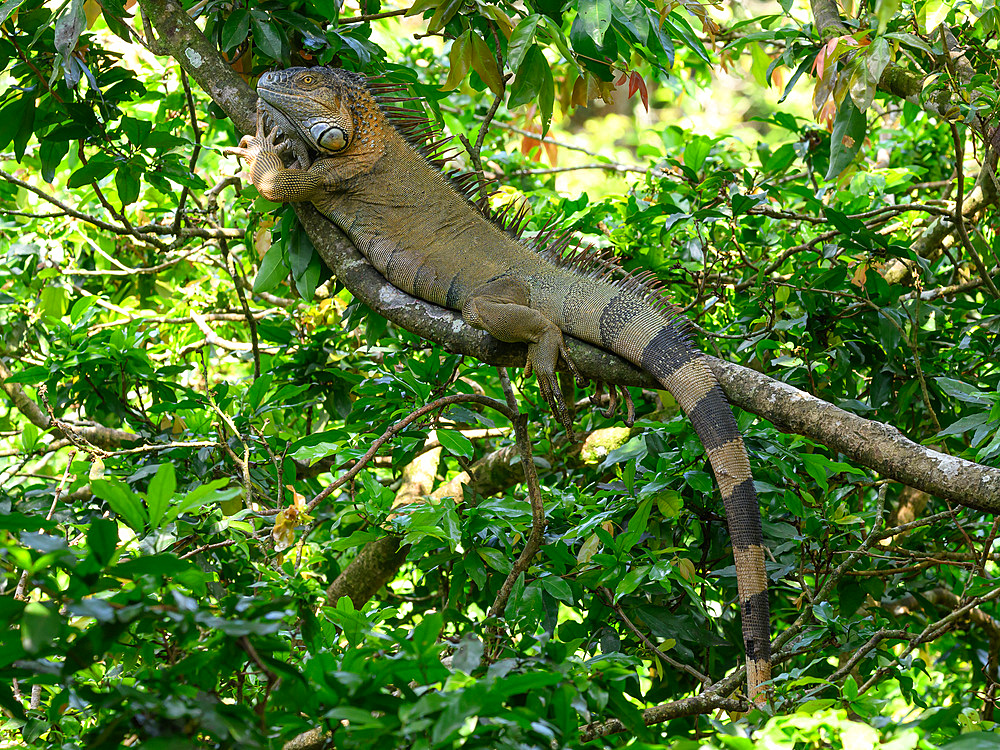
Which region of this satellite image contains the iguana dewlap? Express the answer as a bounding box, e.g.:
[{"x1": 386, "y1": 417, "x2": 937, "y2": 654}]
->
[{"x1": 232, "y1": 66, "x2": 771, "y2": 700}]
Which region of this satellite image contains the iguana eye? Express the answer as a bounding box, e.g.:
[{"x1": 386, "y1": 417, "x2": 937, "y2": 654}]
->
[{"x1": 301, "y1": 74, "x2": 315, "y2": 84}]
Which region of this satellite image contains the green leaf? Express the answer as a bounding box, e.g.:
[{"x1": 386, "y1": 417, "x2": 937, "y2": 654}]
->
[
  {"x1": 939, "y1": 733, "x2": 1000, "y2": 750},
  {"x1": 146, "y1": 463, "x2": 176, "y2": 529},
  {"x1": 885, "y1": 31, "x2": 935, "y2": 57},
  {"x1": 54, "y1": 0, "x2": 86, "y2": 64},
  {"x1": 287, "y1": 429, "x2": 347, "y2": 466},
  {"x1": 425, "y1": 0, "x2": 463, "y2": 32},
  {"x1": 618, "y1": 498, "x2": 652, "y2": 551},
  {"x1": 507, "y1": 15, "x2": 540, "y2": 72},
  {"x1": 115, "y1": 163, "x2": 141, "y2": 206},
  {"x1": 251, "y1": 11, "x2": 287, "y2": 61},
  {"x1": 67, "y1": 155, "x2": 117, "y2": 189},
  {"x1": 683, "y1": 135, "x2": 718, "y2": 172},
  {"x1": 21, "y1": 422, "x2": 39, "y2": 452},
  {"x1": 683, "y1": 470, "x2": 713, "y2": 494},
  {"x1": 247, "y1": 372, "x2": 274, "y2": 411},
  {"x1": 575, "y1": 0, "x2": 613, "y2": 46},
  {"x1": 253, "y1": 242, "x2": 289, "y2": 293},
  {"x1": 1, "y1": 365, "x2": 48, "y2": 385},
  {"x1": 112, "y1": 553, "x2": 194, "y2": 580},
  {"x1": 825, "y1": 95, "x2": 866, "y2": 180},
  {"x1": 39, "y1": 138, "x2": 70, "y2": 184},
  {"x1": 221, "y1": 8, "x2": 250, "y2": 52},
  {"x1": 0, "y1": 0, "x2": 26, "y2": 27},
  {"x1": 541, "y1": 575, "x2": 573, "y2": 603},
  {"x1": 437, "y1": 429, "x2": 474, "y2": 459},
  {"x1": 163, "y1": 479, "x2": 240, "y2": 525},
  {"x1": 11, "y1": 89, "x2": 35, "y2": 161},
  {"x1": 21, "y1": 602, "x2": 60, "y2": 654},
  {"x1": 479, "y1": 547, "x2": 512, "y2": 573},
  {"x1": 471, "y1": 32, "x2": 503, "y2": 96},
  {"x1": 441, "y1": 30, "x2": 472, "y2": 91},
  {"x1": 616, "y1": 564, "x2": 649, "y2": 597},
  {"x1": 508, "y1": 45, "x2": 554, "y2": 133},
  {"x1": 0, "y1": 94, "x2": 28, "y2": 153},
  {"x1": 91, "y1": 478, "x2": 148, "y2": 533},
  {"x1": 0, "y1": 512, "x2": 55, "y2": 532},
  {"x1": 451, "y1": 634, "x2": 484, "y2": 674},
  {"x1": 866, "y1": 37, "x2": 892, "y2": 81},
  {"x1": 874, "y1": 0, "x2": 900, "y2": 31},
  {"x1": 86, "y1": 518, "x2": 119, "y2": 567},
  {"x1": 289, "y1": 221, "x2": 320, "y2": 300},
  {"x1": 405, "y1": 0, "x2": 438, "y2": 16},
  {"x1": 935, "y1": 378, "x2": 992, "y2": 405},
  {"x1": 569, "y1": 0, "x2": 617, "y2": 80},
  {"x1": 609, "y1": 0, "x2": 648, "y2": 45},
  {"x1": 39, "y1": 286, "x2": 67, "y2": 319}
]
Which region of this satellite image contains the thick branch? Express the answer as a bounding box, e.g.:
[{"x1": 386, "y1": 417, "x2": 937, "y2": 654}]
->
[
  {"x1": 0, "y1": 360, "x2": 136, "y2": 449},
  {"x1": 712, "y1": 360, "x2": 1000, "y2": 513},
  {"x1": 580, "y1": 691, "x2": 746, "y2": 740},
  {"x1": 137, "y1": 0, "x2": 256, "y2": 134}
]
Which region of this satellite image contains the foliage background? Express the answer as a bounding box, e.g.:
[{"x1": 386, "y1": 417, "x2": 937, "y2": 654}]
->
[{"x1": 1, "y1": 0, "x2": 999, "y2": 747}]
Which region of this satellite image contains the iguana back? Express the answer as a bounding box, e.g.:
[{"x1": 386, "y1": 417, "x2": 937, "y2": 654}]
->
[{"x1": 237, "y1": 66, "x2": 771, "y2": 699}]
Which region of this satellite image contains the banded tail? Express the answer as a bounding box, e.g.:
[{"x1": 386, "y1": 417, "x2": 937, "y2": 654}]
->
[{"x1": 638, "y1": 323, "x2": 771, "y2": 699}]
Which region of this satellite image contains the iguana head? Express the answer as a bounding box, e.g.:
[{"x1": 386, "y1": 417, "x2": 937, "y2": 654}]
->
[{"x1": 257, "y1": 67, "x2": 384, "y2": 158}]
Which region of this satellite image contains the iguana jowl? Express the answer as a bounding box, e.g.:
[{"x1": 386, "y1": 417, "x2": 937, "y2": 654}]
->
[{"x1": 233, "y1": 66, "x2": 771, "y2": 699}]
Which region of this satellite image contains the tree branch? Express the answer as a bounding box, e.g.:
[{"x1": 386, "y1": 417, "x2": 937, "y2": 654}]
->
[{"x1": 0, "y1": 360, "x2": 137, "y2": 449}]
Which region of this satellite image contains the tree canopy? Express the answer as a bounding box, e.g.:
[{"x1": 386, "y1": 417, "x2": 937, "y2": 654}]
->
[{"x1": 1, "y1": 0, "x2": 999, "y2": 747}]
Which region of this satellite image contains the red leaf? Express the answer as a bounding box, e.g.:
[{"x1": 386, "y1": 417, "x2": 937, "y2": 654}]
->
[
  {"x1": 615, "y1": 71, "x2": 627, "y2": 87},
  {"x1": 628, "y1": 70, "x2": 640, "y2": 98},
  {"x1": 625, "y1": 72, "x2": 648, "y2": 112}
]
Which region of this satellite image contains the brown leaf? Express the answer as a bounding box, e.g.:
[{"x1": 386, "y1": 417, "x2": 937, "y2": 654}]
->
[
  {"x1": 471, "y1": 32, "x2": 503, "y2": 96},
  {"x1": 571, "y1": 74, "x2": 589, "y2": 107}
]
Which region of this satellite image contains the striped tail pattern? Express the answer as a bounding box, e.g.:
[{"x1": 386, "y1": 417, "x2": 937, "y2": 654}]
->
[
  {"x1": 638, "y1": 324, "x2": 771, "y2": 698},
  {"x1": 572, "y1": 285, "x2": 772, "y2": 698}
]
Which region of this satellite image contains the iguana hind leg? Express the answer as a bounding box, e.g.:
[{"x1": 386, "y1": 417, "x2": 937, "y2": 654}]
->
[{"x1": 462, "y1": 278, "x2": 583, "y2": 431}]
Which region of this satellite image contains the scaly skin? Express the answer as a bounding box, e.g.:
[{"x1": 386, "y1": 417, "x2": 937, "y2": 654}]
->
[{"x1": 231, "y1": 66, "x2": 771, "y2": 700}]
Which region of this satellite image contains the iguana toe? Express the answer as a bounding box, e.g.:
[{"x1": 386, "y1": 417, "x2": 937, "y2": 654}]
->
[
  {"x1": 589, "y1": 382, "x2": 636, "y2": 427},
  {"x1": 526, "y1": 330, "x2": 579, "y2": 436}
]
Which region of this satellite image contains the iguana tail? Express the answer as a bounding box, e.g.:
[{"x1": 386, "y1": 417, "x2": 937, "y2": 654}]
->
[
  {"x1": 571, "y1": 291, "x2": 771, "y2": 698},
  {"x1": 640, "y1": 323, "x2": 770, "y2": 698}
]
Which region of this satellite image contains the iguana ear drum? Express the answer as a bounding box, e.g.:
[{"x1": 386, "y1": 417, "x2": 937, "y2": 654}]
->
[{"x1": 312, "y1": 124, "x2": 348, "y2": 153}]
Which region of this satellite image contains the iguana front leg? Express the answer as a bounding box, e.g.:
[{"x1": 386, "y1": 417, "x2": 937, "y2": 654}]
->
[
  {"x1": 227, "y1": 110, "x2": 329, "y2": 203},
  {"x1": 462, "y1": 277, "x2": 583, "y2": 431}
]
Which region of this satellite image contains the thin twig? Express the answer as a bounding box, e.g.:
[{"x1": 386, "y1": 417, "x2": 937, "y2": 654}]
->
[
  {"x1": 338, "y1": 7, "x2": 408, "y2": 24},
  {"x1": 0, "y1": 168, "x2": 242, "y2": 240},
  {"x1": 220, "y1": 238, "x2": 262, "y2": 378},
  {"x1": 950, "y1": 123, "x2": 1000, "y2": 298},
  {"x1": 458, "y1": 65, "x2": 508, "y2": 199},
  {"x1": 488, "y1": 368, "x2": 547, "y2": 618},
  {"x1": 306, "y1": 393, "x2": 515, "y2": 513},
  {"x1": 597, "y1": 586, "x2": 711, "y2": 686}
]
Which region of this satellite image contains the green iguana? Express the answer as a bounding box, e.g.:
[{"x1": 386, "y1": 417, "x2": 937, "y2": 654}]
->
[{"x1": 231, "y1": 66, "x2": 771, "y2": 700}]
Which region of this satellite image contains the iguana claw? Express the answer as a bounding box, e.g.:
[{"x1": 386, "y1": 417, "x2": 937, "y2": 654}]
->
[
  {"x1": 524, "y1": 329, "x2": 584, "y2": 436},
  {"x1": 589, "y1": 381, "x2": 636, "y2": 427},
  {"x1": 223, "y1": 125, "x2": 291, "y2": 177}
]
